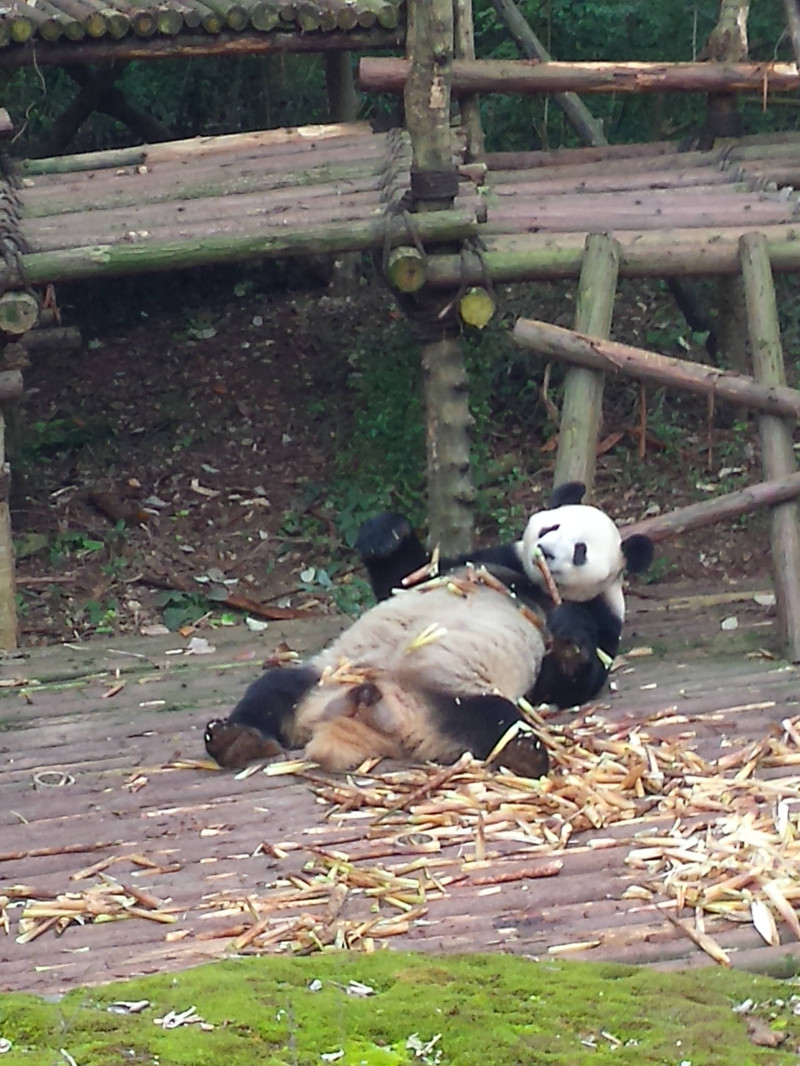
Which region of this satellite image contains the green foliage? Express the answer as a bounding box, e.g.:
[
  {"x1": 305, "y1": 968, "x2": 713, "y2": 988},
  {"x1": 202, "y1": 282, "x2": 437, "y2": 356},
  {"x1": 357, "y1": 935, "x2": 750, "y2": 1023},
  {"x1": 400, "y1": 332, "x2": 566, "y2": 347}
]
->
[
  {"x1": 155, "y1": 588, "x2": 213, "y2": 631},
  {"x1": 19, "y1": 418, "x2": 114, "y2": 464}
]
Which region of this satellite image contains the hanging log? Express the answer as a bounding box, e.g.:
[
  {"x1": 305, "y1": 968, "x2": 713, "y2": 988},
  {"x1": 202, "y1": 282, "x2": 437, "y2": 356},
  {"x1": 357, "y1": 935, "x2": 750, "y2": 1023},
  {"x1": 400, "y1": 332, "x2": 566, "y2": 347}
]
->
[
  {"x1": 358, "y1": 57, "x2": 800, "y2": 96},
  {"x1": 553, "y1": 233, "x2": 619, "y2": 496},
  {"x1": 386, "y1": 246, "x2": 426, "y2": 292},
  {"x1": 739, "y1": 231, "x2": 800, "y2": 661},
  {"x1": 622, "y1": 471, "x2": 800, "y2": 542},
  {"x1": 511, "y1": 317, "x2": 800, "y2": 419}
]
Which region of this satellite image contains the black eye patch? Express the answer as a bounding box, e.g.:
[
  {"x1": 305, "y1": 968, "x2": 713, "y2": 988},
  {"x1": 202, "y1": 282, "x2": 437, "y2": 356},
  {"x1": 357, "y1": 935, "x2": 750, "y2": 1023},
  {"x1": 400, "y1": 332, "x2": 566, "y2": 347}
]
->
[
  {"x1": 572, "y1": 542, "x2": 587, "y2": 566},
  {"x1": 538, "y1": 523, "x2": 560, "y2": 538}
]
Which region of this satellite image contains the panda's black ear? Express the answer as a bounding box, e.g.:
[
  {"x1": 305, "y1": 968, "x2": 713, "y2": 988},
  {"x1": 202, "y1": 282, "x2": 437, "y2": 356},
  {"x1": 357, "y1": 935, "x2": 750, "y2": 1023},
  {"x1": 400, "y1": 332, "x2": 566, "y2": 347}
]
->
[
  {"x1": 622, "y1": 533, "x2": 654, "y2": 574},
  {"x1": 550, "y1": 481, "x2": 586, "y2": 508}
]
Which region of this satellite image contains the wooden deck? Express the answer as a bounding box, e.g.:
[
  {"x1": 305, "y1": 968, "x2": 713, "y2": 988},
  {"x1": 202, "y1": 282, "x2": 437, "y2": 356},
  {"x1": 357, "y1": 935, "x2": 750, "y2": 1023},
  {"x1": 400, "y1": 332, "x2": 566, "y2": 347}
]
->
[{"x1": 2, "y1": 578, "x2": 800, "y2": 996}]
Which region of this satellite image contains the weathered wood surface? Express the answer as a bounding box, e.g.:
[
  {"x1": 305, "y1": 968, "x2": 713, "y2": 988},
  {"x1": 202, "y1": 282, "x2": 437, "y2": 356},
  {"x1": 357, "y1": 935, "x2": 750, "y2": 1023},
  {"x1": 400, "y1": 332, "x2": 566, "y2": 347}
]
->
[
  {"x1": 2, "y1": 581, "x2": 800, "y2": 997},
  {"x1": 5, "y1": 126, "x2": 800, "y2": 288}
]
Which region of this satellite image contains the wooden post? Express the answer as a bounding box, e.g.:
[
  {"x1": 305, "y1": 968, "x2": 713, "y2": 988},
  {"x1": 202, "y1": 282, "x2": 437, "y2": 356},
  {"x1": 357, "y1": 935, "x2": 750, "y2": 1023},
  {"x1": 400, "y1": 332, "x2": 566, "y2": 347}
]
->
[
  {"x1": 0, "y1": 404, "x2": 17, "y2": 649},
  {"x1": 739, "y1": 231, "x2": 800, "y2": 661},
  {"x1": 553, "y1": 233, "x2": 619, "y2": 496},
  {"x1": 403, "y1": 0, "x2": 474, "y2": 554},
  {"x1": 454, "y1": 0, "x2": 485, "y2": 161}
]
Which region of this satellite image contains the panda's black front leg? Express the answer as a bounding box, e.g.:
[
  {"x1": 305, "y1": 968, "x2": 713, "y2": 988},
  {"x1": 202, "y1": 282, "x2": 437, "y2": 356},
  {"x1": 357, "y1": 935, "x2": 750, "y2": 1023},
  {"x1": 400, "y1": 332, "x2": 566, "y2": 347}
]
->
[
  {"x1": 354, "y1": 512, "x2": 429, "y2": 602},
  {"x1": 205, "y1": 663, "x2": 319, "y2": 769},
  {"x1": 531, "y1": 601, "x2": 617, "y2": 708},
  {"x1": 427, "y1": 691, "x2": 549, "y2": 778}
]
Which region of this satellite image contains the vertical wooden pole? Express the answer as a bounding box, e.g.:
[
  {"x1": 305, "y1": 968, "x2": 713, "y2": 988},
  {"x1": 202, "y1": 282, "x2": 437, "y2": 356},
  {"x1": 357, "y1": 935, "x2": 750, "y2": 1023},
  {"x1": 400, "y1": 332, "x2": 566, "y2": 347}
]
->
[
  {"x1": 402, "y1": 0, "x2": 474, "y2": 554},
  {"x1": 0, "y1": 406, "x2": 17, "y2": 649},
  {"x1": 454, "y1": 0, "x2": 485, "y2": 161},
  {"x1": 553, "y1": 233, "x2": 619, "y2": 497},
  {"x1": 324, "y1": 52, "x2": 359, "y2": 123},
  {"x1": 739, "y1": 231, "x2": 800, "y2": 661}
]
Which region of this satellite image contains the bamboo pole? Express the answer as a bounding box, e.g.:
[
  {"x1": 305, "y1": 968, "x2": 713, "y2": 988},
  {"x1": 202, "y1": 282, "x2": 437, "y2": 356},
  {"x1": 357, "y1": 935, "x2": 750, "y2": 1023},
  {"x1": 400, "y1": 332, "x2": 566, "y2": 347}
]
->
[
  {"x1": 553, "y1": 233, "x2": 619, "y2": 496},
  {"x1": 511, "y1": 317, "x2": 800, "y2": 419},
  {"x1": 358, "y1": 57, "x2": 800, "y2": 96},
  {"x1": 739, "y1": 231, "x2": 800, "y2": 661}
]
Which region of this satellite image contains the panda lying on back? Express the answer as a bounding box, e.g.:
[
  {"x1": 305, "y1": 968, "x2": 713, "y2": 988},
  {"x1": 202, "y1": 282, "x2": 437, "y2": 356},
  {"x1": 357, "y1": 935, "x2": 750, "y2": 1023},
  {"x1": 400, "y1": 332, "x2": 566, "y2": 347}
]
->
[{"x1": 205, "y1": 483, "x2": 653, "y2": 778}]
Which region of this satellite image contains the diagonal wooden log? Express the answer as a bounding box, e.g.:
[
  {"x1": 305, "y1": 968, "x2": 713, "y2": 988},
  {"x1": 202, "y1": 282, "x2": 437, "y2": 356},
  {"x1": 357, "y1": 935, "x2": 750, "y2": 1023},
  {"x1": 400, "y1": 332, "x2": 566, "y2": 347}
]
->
[
  {"x1": 511, "y1": 317, "x2": 800, "y2": 420},
  {"x1": 621, "y1": 471, "x2": 800, "y2": 542}
]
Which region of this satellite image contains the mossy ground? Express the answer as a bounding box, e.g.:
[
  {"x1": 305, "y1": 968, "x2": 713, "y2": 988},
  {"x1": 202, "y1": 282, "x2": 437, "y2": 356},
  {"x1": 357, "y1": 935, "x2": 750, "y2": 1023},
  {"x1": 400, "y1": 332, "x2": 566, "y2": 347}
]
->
[{"x1": 2, "y1": 952, "x2": 800, "y2": 1066}]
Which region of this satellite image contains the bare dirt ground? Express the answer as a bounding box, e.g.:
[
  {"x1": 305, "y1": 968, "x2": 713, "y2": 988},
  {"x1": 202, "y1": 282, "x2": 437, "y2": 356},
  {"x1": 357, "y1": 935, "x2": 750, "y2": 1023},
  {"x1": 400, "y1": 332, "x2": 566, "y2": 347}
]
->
[{"x1": 10, "y1": 264, "x2": 781, "y2": 647}]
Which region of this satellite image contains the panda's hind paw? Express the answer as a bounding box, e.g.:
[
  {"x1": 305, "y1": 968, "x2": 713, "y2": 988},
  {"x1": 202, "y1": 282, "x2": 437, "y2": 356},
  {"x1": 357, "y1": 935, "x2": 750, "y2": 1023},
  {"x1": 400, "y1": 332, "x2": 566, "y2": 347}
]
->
[
  {"x1": 205, "y1": 718, "x2": 284, "y2": 769},
  {"x1": 488, "y1": 722, "x2": 549, "y2": 778}
]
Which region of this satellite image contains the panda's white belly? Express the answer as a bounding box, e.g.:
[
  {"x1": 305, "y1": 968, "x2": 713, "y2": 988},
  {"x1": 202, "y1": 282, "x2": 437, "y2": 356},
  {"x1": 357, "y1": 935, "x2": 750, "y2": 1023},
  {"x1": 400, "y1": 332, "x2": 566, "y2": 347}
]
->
[{"x1": 314, "y1": 582, "x2": 546, "y2": 699}]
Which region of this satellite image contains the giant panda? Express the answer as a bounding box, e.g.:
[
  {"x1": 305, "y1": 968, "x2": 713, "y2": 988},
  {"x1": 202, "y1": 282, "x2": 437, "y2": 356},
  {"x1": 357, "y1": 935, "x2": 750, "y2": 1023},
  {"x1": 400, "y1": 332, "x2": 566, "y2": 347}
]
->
[{"x1": 204, "y1": 482, "x2": 653, "y2": 778}]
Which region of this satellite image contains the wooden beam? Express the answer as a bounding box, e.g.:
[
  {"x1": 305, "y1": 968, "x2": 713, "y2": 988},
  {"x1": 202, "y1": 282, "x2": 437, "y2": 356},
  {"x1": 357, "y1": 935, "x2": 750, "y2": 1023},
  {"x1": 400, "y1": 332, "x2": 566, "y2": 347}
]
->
[
  {"x1": 511, "y1": 316, "x2": 800, "y2": 419},
  {"x1": 739, "y1": 231, "x2": 800, "y2": 661},
  {"x1": 622, "y1": 471, "x2": 800, "y2": 542},
  {"x1": 359, "y1": 57, "x2": 800, "y2": 96}
]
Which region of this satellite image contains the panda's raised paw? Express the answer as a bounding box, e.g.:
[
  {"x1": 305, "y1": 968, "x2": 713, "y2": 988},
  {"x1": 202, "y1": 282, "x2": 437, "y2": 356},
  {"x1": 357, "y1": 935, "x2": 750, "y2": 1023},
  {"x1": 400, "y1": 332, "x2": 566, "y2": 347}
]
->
[
  {"x1": 205, "y1": 718, "x2": 284, "y2": 769},
  {"x1": 354, "y1": 512, "x2": 416, "y2": 561},
  {"x1": 487, "y1": 721, "x2": 549, "y2": 779}
]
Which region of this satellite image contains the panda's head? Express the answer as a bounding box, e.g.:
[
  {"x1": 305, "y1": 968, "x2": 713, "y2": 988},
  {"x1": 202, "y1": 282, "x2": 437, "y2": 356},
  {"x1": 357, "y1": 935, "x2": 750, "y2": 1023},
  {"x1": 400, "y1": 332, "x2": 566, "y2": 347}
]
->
[{"x1": 517, "y1": 483, "x2": 653, "y2": 612}]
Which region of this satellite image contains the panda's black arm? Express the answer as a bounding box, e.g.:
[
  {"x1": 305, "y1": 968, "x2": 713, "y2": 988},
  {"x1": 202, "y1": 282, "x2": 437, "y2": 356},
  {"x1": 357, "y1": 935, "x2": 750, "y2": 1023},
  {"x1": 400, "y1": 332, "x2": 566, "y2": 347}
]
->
[
  {"x1": 354, "y1": 513, "x2": 429, "y2": 602},
  {"x1": 530, "y1": 597, "x2": 622, "y2": 708}
]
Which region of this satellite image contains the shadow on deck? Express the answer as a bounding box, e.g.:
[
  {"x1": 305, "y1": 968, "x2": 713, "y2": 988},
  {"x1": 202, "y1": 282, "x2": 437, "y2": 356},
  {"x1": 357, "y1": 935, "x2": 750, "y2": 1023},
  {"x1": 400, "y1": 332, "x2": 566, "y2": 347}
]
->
[{"x1": 1, "y1": 579, "x2": 799, "y2": 996}]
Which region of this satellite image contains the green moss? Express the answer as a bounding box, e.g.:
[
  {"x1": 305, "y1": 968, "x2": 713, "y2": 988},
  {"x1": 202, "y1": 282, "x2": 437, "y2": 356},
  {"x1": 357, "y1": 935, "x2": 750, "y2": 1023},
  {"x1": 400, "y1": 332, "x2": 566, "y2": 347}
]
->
[{"x1": 2, "y1": 953, "x2": 799, "y2": 1066}]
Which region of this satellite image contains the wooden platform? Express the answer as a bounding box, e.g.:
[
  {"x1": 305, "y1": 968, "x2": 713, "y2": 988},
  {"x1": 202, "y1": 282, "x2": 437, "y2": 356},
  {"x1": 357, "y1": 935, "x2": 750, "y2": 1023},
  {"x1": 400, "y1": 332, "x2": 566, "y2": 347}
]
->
[
  {"x1": 2, "y1": 579, "x2": 800, "y2": 997},
  {"x1": 7, "y1": 126, "x2": 800, "y2": 293}
]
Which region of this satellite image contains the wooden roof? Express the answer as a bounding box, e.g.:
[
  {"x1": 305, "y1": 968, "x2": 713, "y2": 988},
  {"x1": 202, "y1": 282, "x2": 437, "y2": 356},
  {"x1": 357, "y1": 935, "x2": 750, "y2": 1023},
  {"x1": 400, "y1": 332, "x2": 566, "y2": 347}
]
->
[
  {"x1": 6, "y1": 126, "x2": 800, "y2": 292},
  {"x1": 0, "y1": 0, "x2": 404, "y2": 67},
  {"x1": 2, "y1": 582, "x2": 800, "y2": 996}
]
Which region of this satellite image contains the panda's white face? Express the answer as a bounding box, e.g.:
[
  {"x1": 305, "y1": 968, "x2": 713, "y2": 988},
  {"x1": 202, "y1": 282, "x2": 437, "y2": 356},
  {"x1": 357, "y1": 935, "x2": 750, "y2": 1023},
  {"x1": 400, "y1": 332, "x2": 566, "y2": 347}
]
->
[{"x1": 518, "y1": 503, "x2": 626, "y2": 606}]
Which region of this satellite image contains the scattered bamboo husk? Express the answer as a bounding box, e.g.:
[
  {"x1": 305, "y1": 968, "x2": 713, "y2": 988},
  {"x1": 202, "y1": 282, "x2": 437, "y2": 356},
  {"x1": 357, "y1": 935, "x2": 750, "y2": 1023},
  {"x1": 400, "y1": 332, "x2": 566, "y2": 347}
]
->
[{"x1": 9, "y1": 875, "x2": 178, "y2": 943}]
